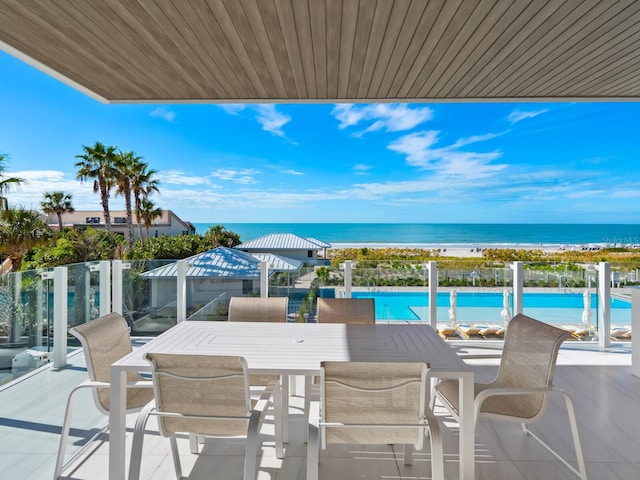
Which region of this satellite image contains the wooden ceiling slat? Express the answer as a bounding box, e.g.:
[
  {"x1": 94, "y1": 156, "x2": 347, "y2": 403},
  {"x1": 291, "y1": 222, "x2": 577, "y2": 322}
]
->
[
  {"x1": 309, "y1": 0, "x2": 328, "y2": 98},
  {"x1": 366, "y1": 0, "x2": 413, "y2": 98},
  {"x1": 240, "y1": 0, "x2": 290, "y2": 98},
  {"x1": 407, "y1": 0, "x2": 491, "y2": 98},
  {"x1": 374, "y1": 0, "x2": 433, "y2": 98},
  {"x1": 336, "y1": 0, "x2": 358, "y2": 99},
  {"x1": 556, "y1": 32, "x2": 640, "y2": 96},
  {"x1": 427, "y1": 0, "x2": 512, "y2": 98},
  {"x1": 3, "y1": 0, "x2": 640, "y2": 101},
  {"x1": 443, "y1": 0, "x2": 534, "y2": 98},
  {"x1": 385, "y1": 0, "x2": 450, "y2": 98},
  {"x1": 273, "y1": 0, "x2": 307, "y2": 98},
  {"x1": 519, "y1": 2, "x2": 640, "y2": 98},
  {"x1": 220, "y1": 0, "x2": 279, "y2": 98},
  {"x1": 173, "y1": 1, "x2": 242, "y2": 98},
  {"x1": 346, "y1": 0, "x2": 377, "y2": 98},
  {"x1": 325, "y1": 0, "x2": 342, "y2": 99},
  {"x1": 2, "y1": 1, "x2": 150, "y2": 99},
  {"x1": 495, "y1": 1, "x2": 630, "y2": 98},
  {"x1": 455, "y1": 1, "x2": 561, "y2": 97},
  {"x1": 290, "y1": 0, "x2": 317, "y2": 98},
  {"x1": 575, "y1": 52, "x2": 640, "y2": 97},
  {"x1": 140, "y1": 0, "x2": 227, "y2": 98},
  {"x1": 355, "y1": 0, "x2": 393, "y2": 98}
]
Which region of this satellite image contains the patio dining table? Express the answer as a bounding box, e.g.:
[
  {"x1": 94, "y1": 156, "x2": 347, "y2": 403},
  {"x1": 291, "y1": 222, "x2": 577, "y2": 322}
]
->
[{"x1": 109, "y1": 321, "x2": 475, "y2": 479}]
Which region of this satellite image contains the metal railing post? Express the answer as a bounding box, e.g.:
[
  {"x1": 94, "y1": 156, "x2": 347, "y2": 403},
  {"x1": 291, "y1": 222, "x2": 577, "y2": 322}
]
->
[
  {"x1": 597, "y1": 262, "x2": 611, "y2": 348},
  {"x1": 112, "y1": 260, "x2": 123, "y2": 315},
  {"x1": 92, "y1": 260, "x2": 111, "y2": 317},
  {"x1": 52, "y1": 266, "x2": 68, "y2": 368},
  {"x1": 260, "y1": 261, "x2": 269, "y2": 298},
  {"x1": 512, "y1": 261, "x2": 524, "y2": 315},
  {"x1": 427, "y1": 261, "x2": 438, "y2": 328},
  {"x1": 632, "y1": 288, "x2": 640, "y2": 377},
  {"x1": 343, "y1": 260, "x2": 353, "y2": 298},
  {"x1": 176, "y1": 260, "x2": 187, "y2": 323}
]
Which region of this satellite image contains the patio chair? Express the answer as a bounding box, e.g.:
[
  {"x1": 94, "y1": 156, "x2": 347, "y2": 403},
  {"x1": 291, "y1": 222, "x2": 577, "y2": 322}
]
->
[
  {"x1": 227, "y1": 296, "x2": 288, "y2": 322},
  {"x1": 227, "y1": 296, "x2": 289, "y2": 441},
  {"x1": 434, "y1": 313, "x2": 587, "y2": 480},
  {"x1": 307, "y1": 361, "x2": 444, "y2": 480},
  {"x1": 54, "y1": 313, "x2": 154, "y2": 479},
  {"x1": 316, "y1": 298, "x2": 375, "y2": 324},
  {"x1": 128, "y1": 353, "x2": 283, "y2": 480}
]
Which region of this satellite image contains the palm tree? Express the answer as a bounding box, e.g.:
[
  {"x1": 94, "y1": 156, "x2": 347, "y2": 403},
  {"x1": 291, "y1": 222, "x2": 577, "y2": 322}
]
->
[
  {"x1": 130, "y1": 160, "x2": 159, "y2": 240},
  {"x1": 0, "y1": 153, "x2": 25, "y2": 212},
  {"x1": 75, "y1": 142, "x2": 117, "y2": 232},
  {"x1": 136, "y1": 198, "x2": 163, "y2": 241},
  {"x1": 113, "y1": 150, "x2": 141, "y2": 248},
  {"x1": 0, "y1": 207, "x2": 52, "y2": 271},
  {"x1": 41, "y1": 191, "x2": 74, "y2": 231}
]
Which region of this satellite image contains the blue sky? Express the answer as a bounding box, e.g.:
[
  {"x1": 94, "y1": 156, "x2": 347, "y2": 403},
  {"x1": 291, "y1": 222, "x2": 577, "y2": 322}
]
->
[{"x1": 1, "y1": 50, "x2": 639, "y2": 224}]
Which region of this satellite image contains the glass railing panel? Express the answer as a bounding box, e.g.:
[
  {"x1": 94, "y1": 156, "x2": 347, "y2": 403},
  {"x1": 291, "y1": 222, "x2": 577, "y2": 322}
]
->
[
  {"x1": 126, "y1": 259, "x2": 181, "y2": 335},
  {"x1": 0, "y1": 267, "x2": 53, "y2": 381}
]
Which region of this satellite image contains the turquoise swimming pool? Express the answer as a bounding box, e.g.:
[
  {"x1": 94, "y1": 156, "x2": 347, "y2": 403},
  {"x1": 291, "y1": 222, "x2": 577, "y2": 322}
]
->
[{"x1": 352, "y1": 291, "x2": 631, "y2": 325}]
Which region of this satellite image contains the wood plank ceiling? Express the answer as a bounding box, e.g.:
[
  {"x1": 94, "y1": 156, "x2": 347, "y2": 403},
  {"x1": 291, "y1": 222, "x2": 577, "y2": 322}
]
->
[{"x1": 1, "y1": 0, "x2": 640, "y2": 103}]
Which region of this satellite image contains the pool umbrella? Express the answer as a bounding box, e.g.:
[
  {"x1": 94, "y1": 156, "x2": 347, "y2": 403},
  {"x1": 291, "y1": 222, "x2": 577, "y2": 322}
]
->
[
  {"x1": 500, "y1": 289, "x2": 511, "y2": 324},
  {"x1": 448, "y1": 289, "x2": 457, "y2": 327},
  {"x1": 582, "y1": 290, "x2": 592, "y2": 326}
]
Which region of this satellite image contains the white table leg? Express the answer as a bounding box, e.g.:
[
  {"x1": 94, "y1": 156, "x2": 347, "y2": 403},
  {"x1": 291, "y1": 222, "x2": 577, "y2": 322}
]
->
[
  {"x1": 459, "y1": 371, "x2": 475, "y2": 480},
  {"x1": 109, "y1": 368, "x2": 127, "y2": 480}
]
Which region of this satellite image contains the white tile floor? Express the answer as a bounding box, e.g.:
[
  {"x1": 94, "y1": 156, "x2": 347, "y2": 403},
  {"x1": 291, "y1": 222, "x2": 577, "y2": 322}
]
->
[{"x1": 2, "y1": 342, "x2": 640, "y2": 479}]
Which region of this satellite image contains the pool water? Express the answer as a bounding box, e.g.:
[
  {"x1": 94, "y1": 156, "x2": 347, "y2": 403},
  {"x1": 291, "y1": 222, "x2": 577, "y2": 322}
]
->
[{"x1": 352, "y1": 291, "x2": 631, "y2": 325}]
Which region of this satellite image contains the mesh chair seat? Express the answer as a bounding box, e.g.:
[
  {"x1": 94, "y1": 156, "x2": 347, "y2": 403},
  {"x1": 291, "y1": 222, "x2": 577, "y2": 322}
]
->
[{"x1": 316, "y1": 298, "x2": 375, "y2": 324}]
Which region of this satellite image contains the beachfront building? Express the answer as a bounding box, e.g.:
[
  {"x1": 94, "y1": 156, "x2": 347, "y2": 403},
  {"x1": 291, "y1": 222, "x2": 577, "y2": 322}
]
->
[
  {"x1": 44, "y1": 209, "x2": 195, "y2": 238},
  {"x1": 236, "y1": 233, "x2": 331, "y2": 266},
  {"x1": 141, "y1": 246, "x2": 302, "y2": 317}
]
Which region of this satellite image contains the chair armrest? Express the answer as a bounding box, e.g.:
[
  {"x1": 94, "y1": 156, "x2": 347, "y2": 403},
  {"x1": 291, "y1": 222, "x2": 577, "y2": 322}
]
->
[
  {"x1": 126, "y1": 380, "x2": 153, "y2": 388},
  {"x1": 474, "y1": 386, "x2": 553, "y2": 420}
]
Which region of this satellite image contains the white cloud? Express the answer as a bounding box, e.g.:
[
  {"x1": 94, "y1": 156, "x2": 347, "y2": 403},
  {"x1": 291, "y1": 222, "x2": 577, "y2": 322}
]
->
[
  {"x1": 211, "y1": 168, "x2": 260, "y2": 184},
  {"x1": 150, "y1": 107, "x2": 176, "y2": 122},
  {"x1": 254, "y1": 105, "x2": 291, "y2": 137},
  {"x1": 388, "y1": 130, "x2": 506, "y2": 179},
  {"x1": 218, "y1": 104, "x2": 292, "y2": 138},
  {"x1": 506, "y1": 109, "x2": 549, "y2": 124},
  {"x1": 332, "y1": 103, "x2": 434, "y2": 134},
  {"x1": 279, "y1": 169, "x2": 304, "y2": 176},
  {"x1": 353, "y1": 164, "x2": 373, "y2": 175},
  {"x1": 162, "y1": 170, "x2": 209, "y2": 185}
]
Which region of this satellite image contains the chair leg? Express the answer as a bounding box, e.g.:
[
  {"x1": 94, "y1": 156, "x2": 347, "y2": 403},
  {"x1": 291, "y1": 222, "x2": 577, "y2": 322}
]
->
[
  {"x1": 280, "y1": 375, "x2": 289, "y2": 443},
  {"x1": 53, "y1": 387, "x2": 80, "y2": 479},
  {"x1": 307, "y1": 403, "x2": 320, "y2": 480},
  {"x1": 189, "y1": 433, "x2": 199, "y2": 454},
  {"x1": 128, "y1": 401, "x2": 155, "y2": 480},
  {"x1": 244, "y1": 409, "x2": 263, "y2": 480},
  {"x1": 427, "y1": 423, "x2": 445, "y2": 480},
  {"x1": 520, "y1": 391, "x2": 587, "y2": 480},
  {"x1": 273, "y1": 379, "x2": 284, "y2": 459},
  {"x1": 403, "y1": 443, "x2": 413, "y2": 465},
  {"x1": 169, "y1": 434, "x2": 183, "y2": 480}
]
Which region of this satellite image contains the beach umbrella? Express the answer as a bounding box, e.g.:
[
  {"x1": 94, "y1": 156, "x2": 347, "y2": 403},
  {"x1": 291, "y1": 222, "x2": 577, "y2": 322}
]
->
[
  {"x1": 500, "y1": 289, "x2": 511, "y2": 324},
  {"x1": 448, "y1": 289, "x2": 457, "y2": 327},
  {"x1": 582, "y1": 289, "x2": 592, "y2": 326}
]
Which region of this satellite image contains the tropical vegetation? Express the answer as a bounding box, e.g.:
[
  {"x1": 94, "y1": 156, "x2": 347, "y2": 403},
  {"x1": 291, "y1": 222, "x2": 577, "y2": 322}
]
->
[
  {"x1": 0, "y1": 153, "x2": 25, "y2": 212},
  {"x1": 41, "y1": 191, "x2": 74, "y2": 231}
]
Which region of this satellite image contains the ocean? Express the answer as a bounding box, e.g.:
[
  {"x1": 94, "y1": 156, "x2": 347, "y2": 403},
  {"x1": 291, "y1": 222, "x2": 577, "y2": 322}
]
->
[{"x1": 192, "y1": 223, "x2": 640, "y2": 248}]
